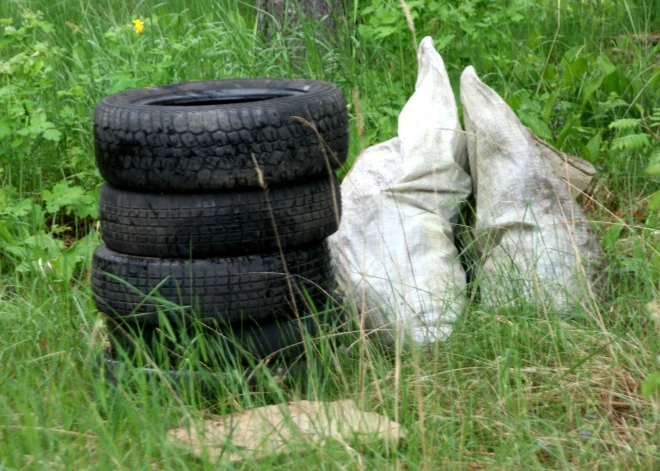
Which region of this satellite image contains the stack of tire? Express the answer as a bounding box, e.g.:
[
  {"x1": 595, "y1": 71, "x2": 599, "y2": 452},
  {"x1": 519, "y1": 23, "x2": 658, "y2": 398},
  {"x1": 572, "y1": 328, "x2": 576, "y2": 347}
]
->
[{"x1": 90, "y1": 79, "x2": 348, "y2": 368}]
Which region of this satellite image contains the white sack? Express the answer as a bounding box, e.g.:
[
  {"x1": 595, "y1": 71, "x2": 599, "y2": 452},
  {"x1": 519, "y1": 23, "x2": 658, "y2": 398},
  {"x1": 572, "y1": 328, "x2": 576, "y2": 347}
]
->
[
  {"x1": 460, "y1": 66, "x2": 607, "y2": 311},
  {"x1": 532, "y1": 134, "x2": 596, "y2": 196},
  {"x1": 328, "y1": 37, "x2": 472, "y2": 345}
]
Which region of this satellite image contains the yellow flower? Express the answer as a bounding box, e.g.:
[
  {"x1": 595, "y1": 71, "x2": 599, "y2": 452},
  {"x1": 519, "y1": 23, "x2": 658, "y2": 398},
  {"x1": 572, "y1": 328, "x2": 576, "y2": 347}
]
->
[{"x1": 132, "y1": 19, "x2": 144, "y2": 34}]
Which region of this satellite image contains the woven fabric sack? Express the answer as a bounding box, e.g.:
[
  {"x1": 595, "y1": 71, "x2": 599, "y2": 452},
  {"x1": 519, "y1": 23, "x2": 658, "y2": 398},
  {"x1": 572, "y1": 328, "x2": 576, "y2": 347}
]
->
[
  {"x1": 329, "y1": 37, "x2": 472, "y2": 345},
  {"x1": 460, "y1": 66, "x2": 607, "y2": 311}
]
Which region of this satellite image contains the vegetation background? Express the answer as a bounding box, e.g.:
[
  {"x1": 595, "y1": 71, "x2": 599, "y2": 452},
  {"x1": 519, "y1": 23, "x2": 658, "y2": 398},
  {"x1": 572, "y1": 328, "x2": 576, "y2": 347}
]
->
[{"x1": 0, "y1": 0, "x2": 659, "y2": 468}]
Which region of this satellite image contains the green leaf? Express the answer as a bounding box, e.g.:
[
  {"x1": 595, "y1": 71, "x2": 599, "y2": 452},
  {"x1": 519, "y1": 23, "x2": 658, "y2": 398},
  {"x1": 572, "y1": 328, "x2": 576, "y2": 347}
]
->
[
  {"x1": 356, "y1": 24, "x2": 373, "y2": 40},
  {"x1": 38, "y1": 22, "x2": 54, "y2": 34},
  {"x1": 641, "y1": 372, "x2": 660, "y2": 398},
  {"x1": 598, "y1": 55, "x2": 617, "y2": 75},
  {"x1": 519, "y1": 111, "x2": 553, "y2": 141},
  {"x1": 581, "y1": 76, "x2": 603, "y2": 107},
  {"x1": 51, "y1": 249, "x2": 77, "y2": 282},
  {"x1": 650, "y1": 108, "x2": 660, "y2": 124},
  {"x1": 71, "y1": 194, "x2": 98, "y2": 219},
  {"x1": 541, "y1": 91, "x2": 561, "y2": 124},
  {"x1": 542, "y1": 64, "x2": 557, "y2": 81},
  {"x1": 379, "y1": 11, "x2": 398, "y2": 25},
  {"x1": 505, "y1": 94, "x2": 522, "y2": 112},
  {"x1": 6, "y1": 198, "x2": 37, "y2": 218},
  {"x1": 555, "y1": 115, "x2": 580, "y2": 149},
  {"x1": 375, "y1": 26, "x2": 398, "y2": 39},
  {"x1": 608, "y1": 118, "x2": 641, "y2": 130},
  {"x1": 650, "y1": 68, "x2": 660, "y2": 89},
  {"x1": 563, "y1": 58, "x2": 588, "y2": 86},
  {"x1": 602, "y1": 223, "x2": 624, "y2": 250},
  {"x1": 581, "y1": 134, "x2": 602, "y2": 162},
  {"x1": 510, "y1": 12, "x2": 524, "y2": 22},
  {"x1": 24, "y1": 233, "x2": 65, "y2": 252},
  {"x1": 561, "y1": 46, "x2": 582, "y2": 66},
  {"x1": 42, "y1": 128, "x2": 62, "y2": 142},
  {"x1": 648, "y1": 190, "x2": 660, "y2": 211},
  {"x1": 645, "y1": 164, "x2": 660, "y2": 175},
  {"x1": 0, "y1": 122, "x2": 11, "y2": 139},
  {"x1": 16, "y1": 260, "x2": 42, "y2": 274},
  {"x1": 3, "y1": 25, "x2": 17, "y2": 36},
  {"x1": 0, "y1": 222, "x2": 16, "y2": 244},
  {"x1": 651, "y1": 149, "x2": 660, "y2": 165},
  {"x1": 602, "y1": 70, "x2": 629, "y2": 96},
  {"x1": 42, "y1": 181, "x2": 85, "y2": 214},
  {"x1": 610, "y1": 134, "x2": 650, "y2": 151},
  {"x1": 434, "y1": 34, "x2": 455, "y2": 51},
  {"x1": 108, "y1": 76, "x2": 139, "y2": 94},
  {"x1": 51, "y1": 233, "x2": 98, "y2": 282}
]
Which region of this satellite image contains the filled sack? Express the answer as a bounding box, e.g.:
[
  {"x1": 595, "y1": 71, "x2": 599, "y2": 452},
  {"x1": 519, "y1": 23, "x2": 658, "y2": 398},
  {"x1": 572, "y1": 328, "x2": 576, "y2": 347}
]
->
[
  {"x1": 460, "y1": 66, "x2": 607, "y2": 311},
  {"x1": 328, "y1": 37, "x2": 472, "y2": 345}
]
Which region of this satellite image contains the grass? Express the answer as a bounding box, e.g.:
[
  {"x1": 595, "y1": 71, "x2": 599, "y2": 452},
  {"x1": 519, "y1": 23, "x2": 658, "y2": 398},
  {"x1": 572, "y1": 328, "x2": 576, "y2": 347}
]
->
[{"x1": 1, "y1": 0, "x2": 659, "y2": 469}]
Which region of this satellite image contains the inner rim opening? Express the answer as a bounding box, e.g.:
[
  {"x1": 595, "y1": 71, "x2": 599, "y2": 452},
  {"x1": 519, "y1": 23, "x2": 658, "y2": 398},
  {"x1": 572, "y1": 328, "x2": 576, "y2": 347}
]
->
[{"x1": 142, "y1": 88, "x2": 306, "y2": 107}]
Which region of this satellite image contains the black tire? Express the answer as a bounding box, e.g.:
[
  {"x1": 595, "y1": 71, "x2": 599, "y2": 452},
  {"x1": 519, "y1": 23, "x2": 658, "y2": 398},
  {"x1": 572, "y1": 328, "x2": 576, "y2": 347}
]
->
[
  {"x1": 94, "y1": 79, "x2": 349, "y2": 192},
  {"x1": 99, "y1": 176, "x2": 341, "y2": 258},
  {"x1": 91, "y1": 243, "x2": 333, "y2": 324},
  {"x1": 107, "y1": 308, "x2": 345, "y2": 364}
]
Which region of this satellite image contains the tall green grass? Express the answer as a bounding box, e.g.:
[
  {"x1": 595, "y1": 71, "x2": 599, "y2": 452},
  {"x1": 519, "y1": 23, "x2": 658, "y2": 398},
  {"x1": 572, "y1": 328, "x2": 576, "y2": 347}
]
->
[{"x1": 0, "y1": 0, "x2": 659, "y2": 469}]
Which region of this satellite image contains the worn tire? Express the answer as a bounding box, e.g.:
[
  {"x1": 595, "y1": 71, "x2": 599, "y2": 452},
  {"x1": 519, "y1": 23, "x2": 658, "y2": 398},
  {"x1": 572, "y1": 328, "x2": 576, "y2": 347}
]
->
[
  {"x1": 99, "y1": 176, "x2": 341, "y2": 258},
  {"x1": 94, "y1": 79, "x2": 349, "y2": 192},
  {"x1": 91, "y1": 244, "x2": 333, "y2": 324}
]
